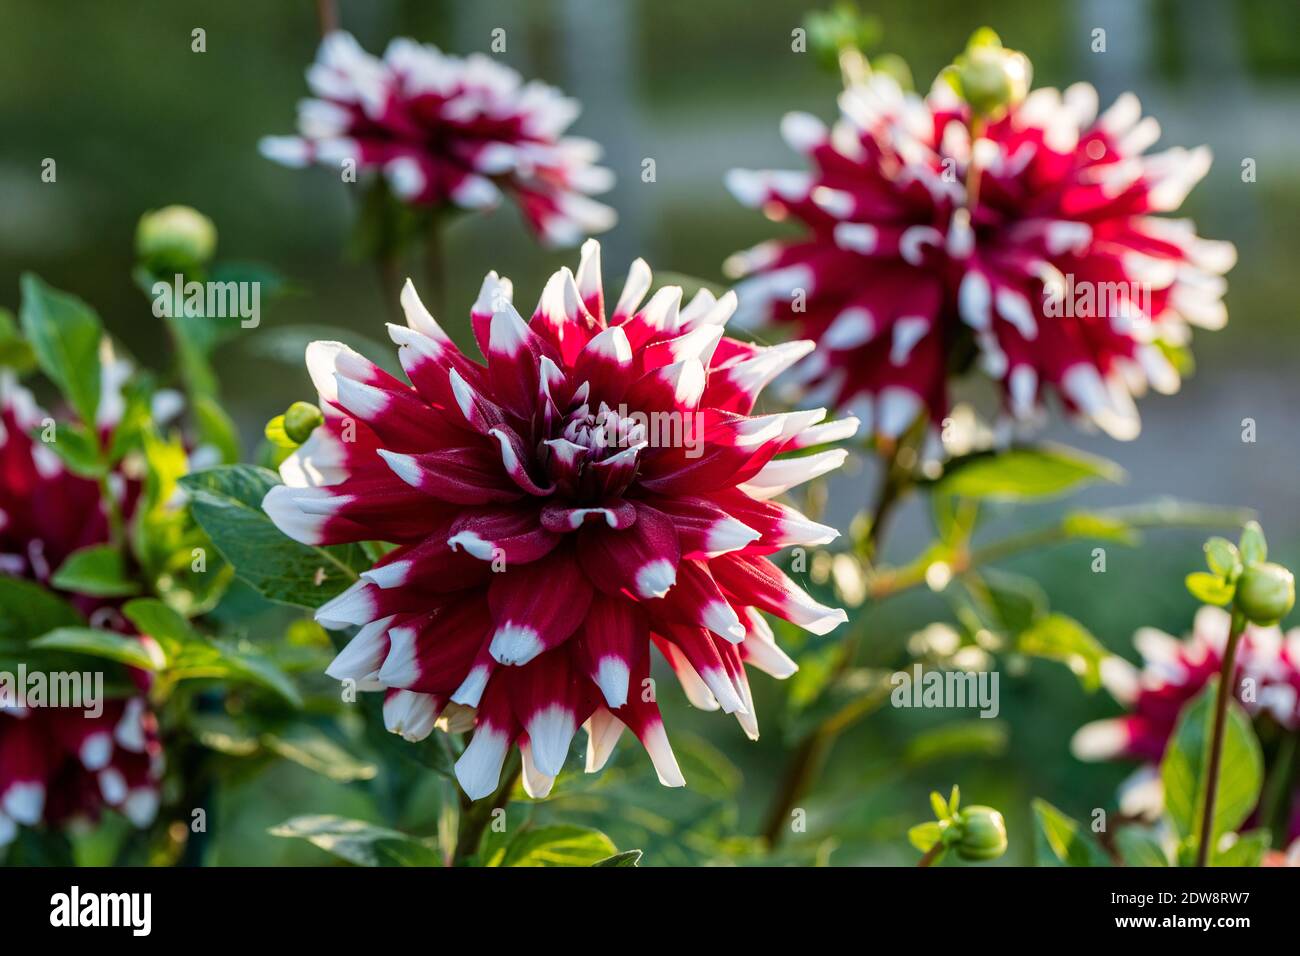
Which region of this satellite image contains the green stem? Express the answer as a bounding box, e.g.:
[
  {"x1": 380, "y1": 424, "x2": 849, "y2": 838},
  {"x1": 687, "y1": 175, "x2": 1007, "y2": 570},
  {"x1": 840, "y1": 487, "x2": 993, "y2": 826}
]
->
[
  {"x1": 1195, "y1": 611, "x2": 1245, "y2": 867},
  {"x1": 452, "y1": 752, "x2": 521, "y2": 866},
  {"x1": 760, "y1": 414, "x2": 926, "y2": 848}
]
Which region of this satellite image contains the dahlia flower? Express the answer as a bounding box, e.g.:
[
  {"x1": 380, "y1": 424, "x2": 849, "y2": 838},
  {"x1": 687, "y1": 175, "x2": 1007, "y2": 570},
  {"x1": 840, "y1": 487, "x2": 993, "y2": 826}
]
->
[
  {"x1": 726, "y1": 74, "x2": 1235, "y2": 439},
  {"x1": 261, "y1": 31, "x2": 616, "y2": 247},
  {"x1": 1072, "y1": 606, "x2": 1300, "y2": 837},
  {"x1": 0, "y1": 370, "x2": 164, "y2": 847},
  {"x1": 264, "y1": 240, "x2": 854, "y2": 798}
]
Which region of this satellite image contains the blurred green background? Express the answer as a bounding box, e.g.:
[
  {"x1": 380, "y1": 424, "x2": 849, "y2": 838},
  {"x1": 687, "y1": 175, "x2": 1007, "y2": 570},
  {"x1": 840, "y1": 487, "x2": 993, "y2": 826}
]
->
[{"x1": 3, "y1": 0, "x2": 1298, "y2": 865}]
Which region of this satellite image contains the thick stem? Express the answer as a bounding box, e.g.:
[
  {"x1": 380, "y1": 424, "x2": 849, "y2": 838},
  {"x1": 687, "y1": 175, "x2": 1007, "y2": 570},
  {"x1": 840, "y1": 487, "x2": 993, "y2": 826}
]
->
[
  {"x1": 1195, "y1": 612, "x2": 1245, "y2": 867},
  {"x1": 452, "y1": 753, "x2": 521, "y2": 866}
]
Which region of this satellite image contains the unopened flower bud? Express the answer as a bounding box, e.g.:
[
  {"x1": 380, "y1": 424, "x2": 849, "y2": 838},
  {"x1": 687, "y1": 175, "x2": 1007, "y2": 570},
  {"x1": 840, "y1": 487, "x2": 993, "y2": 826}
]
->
[
  {"x1": 1235, "y1": 562, "x2": 1295, "y2": 626},
  {"x1": 284, "y1": 401, "x2": 324, "y2": 445},
  {"x1": 955, "y1": 805, "x2": 1007, "y2": 861},
  {"x1": 944, "y1": 30, "x2": 1032, "y2": 120},
  {"x1": 136, "y1": 205, "x2": 217, "y2": 273}
]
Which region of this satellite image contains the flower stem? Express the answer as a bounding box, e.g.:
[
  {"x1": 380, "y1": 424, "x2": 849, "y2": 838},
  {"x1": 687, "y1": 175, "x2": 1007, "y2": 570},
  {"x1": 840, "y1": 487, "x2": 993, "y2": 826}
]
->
[
  {"x1": 760, "y1": 414, "x2": 926, "y2": 847},
  {"x1": 314, "y1": 0, "x2": 338, "y2": 37},
  {"x1": 916, "y1": 842, "x2": 944, "y2": 867},
  {"x1": 452, "y1": 752, "x2": 521, "y2": 866},
  {"x1": 1195, "y1": 611, "x2": 1245, "y2": 867}
]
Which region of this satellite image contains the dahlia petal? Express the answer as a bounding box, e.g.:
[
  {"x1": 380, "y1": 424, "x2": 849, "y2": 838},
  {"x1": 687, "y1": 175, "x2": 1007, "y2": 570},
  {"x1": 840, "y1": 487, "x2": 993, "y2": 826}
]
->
[
  {"x1": 577, "y1": 595, "x2": 647, "y2": 709},
  {"x1": 471, "y1": 271, "x2": 514, "y2": 357},
  {"x1": 488, "y1": 548, "x2": 592, "y2": 665},
  {"x1": 574, "y1": 238, "x2": 605, "y2": 319},
  {"x1": 656, "y1": 560, "x2": 747, "y2": 644},
  {"x1": 583, "y1": 707, "x2": 626, "y2": 773},
  {"x1": 572, "y1": 325, "x2": 633, "y2": 403},
  {"x1": 611, "y1": 258, "x2": 652, "y2": 323},
  {"x1": 519, "y1": 740, "x2": 556, "y2": 799},
  {"x1": 713, "y1": 553, "x2": 847, "y2": 636},
  {"x1": 643, "y1": 495, "x2": 761, "y2": 559},
  {"x1": 737, "y1": 448, "x2": 849, "y2": 499},
  {"x1": 325, "y1": 615, "x2": 395, "y2": 685},
  {"x1": 448, "y1": 506, "x2": 560, "y2": 565},
  {"x1": 1071, "y1": 718, "x2": 1135, "y2": 761},
  {"x1": 376, "y1": 446, "x2": 523, "y2": 504},
  {"x1": 656, "y1": 624, "x2": 747, "y2": 714},
  {"x1": 578, "y1": 502, "x2": 680, "y2": 600},
  {"x1": 383, "y1": 689, "x2": 440, "y2": 742}
]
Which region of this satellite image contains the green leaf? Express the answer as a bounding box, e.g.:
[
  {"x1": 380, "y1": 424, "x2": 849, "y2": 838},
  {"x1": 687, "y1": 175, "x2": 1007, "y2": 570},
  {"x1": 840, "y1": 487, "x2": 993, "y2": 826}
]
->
[
  {"x1": 1185, "y1": 572, "x2": 1234, "y2": 606},
  {"x1": 180, "y1": 465, "x2": 366, "y2": 608},
  {"x1": 1018, "y1": 614, "x2": 1108, "y2": 691},
  {"x1": 501, "y1": 825, "x2": 618, "y2": 867},
  {"x1": 1238, "y1": 521, "x2": 1267, "y2": 565},
  {"x1": 19, "y1": 273, "x2": 103, "y2": 426},
  {"x1": 262, "y1": 727, "x2": 377, "y2": 783},
  {"x1": 50, "y1": 545, "x2": 140, "y2": 598},
  {"x1": 1160, "y1": 679, "x2": 1264, "y2": 855},
  {"x1": 592, "y1": 850, "x2": 643, "y2": 867},
  {"x1": 0, "y1": 578, "x2": 82, "y2": 642},
  {"x1": 1031, "y1": 799, "x2": 1110, "y2": 866},
  {"x1": 269, "y1": 815, "x2": 439, "y2": 867},
  {"x1": 30, "y1": 421, "x2": 104, "y2": 477},
  {"x1": 1114, "y1": 826, "x2": 1169, "y2": 867},
  {"x1": 172, "y1": 639, "x2": 303, "y2": 707},
  {"x1": 31, "y1": 627, "x2": 166, "y2": 671},
  {"x1": 121, "y1": 598, "x2": 197, "y2": 650},
  {"x1": 1212, "y1": 829, "x2": 1270, "y2": 867},
  {"x1": 1061, "y1": 511, "x2": 1138, "y2": 545},
  {"x1": 1204, "y1": 537, "x2": 1242, "y2": 579},
  {"x1": 937, "y1": 445, "x2": 1123, "y2": 501},
  {"x1": 908, "y1": 822, "x2": 944, "y2": 853},
  {"x1": 0, "y1": 308, "x2": 37, "y2": 373}
]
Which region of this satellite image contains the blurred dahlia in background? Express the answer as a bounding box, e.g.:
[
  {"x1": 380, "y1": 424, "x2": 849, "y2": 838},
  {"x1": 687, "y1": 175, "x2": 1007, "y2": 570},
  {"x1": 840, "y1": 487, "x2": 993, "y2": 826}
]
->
[
  {"x1": 260, "y1": 31, "x2": 616, "y2": 247},
  {"x1": 0, "y1": 367, "x2": 165, "y2": 849},
  {"x1": 1072, "y1": 606, "x2": 1300, "y2": 840},
  {"x1": 264, "y1": 240, "x2": 854, "y2": 799},
  {"x1": 726, "y1": 65, "x2": 1235, "y2": 441}
]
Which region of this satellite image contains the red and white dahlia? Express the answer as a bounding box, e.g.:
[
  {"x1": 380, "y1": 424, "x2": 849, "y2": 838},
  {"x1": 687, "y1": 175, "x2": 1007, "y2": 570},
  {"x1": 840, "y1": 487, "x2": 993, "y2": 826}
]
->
[
  {"x1": 261, "y1": 31, "x2": 616, "y2": 247},
  {"x1": 0, "y1": 371, "x2": 164, "y2": 848},
  {"x1": 1073, "y1": 606, "x2": 1300, "y2": 837},
  {"x1": 264, "y1": 240, "x2": 854, "y2": 798},
  {"x1": 726, "y1": 75, "x2": 1235, "y2": 439}
]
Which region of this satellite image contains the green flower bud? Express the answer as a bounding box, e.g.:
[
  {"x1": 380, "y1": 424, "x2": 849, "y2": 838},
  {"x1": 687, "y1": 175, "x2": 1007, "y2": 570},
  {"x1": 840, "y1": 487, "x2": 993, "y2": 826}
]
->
[
  {"x1": 944, "y1": 30, "x2": 1032, "y2": 120},
  {"x1": 954, "y1": 805, "x2": 1007, "y2": 861},
  {"x1": 1234, "y1": 562, "x2": 1295, "y2": 626},
  {"x1": 136, "y1": 205, "x2": 217, "y2": 273},
  {"x1": 284, "y1": 401, "x2": 324, "y2": 445}
]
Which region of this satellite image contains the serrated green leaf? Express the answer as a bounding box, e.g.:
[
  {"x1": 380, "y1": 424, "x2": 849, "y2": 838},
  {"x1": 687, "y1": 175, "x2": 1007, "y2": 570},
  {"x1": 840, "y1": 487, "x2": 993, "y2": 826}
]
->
[
  {"x1": 501, "y1": 825, "x2": 618, "y2": 867},
  {"x1": 1185, "y1": 571, "x2": 1234, "y2": 606},
  {"x1": 269, "y1": 815, "x2": 438, "y2": 867},
  {"x1": 1160, "y1": 679, "x2": 1263, "y2": 854},
  {"x1": 50, "y1": 545, "x2": 140, "y2": 598},
  {"x1": 179, "y1": 465, "x2": 365, "y2": 608},
  {"x1": 1031, "y1": 799, "x2": 1110, "y2": 866},
  {"x1": 19, "y1": 273, "x2": 102, "y2": 426},
  {"x1": 1018, "y1": 614, "x2": 1108, "y2": 691},
  {"x1": 31, "y1": 627, "x2": 165, "y2": 671},
  {"x1": 937, "y1": 445, "x2": 1123, "y2": 501}
]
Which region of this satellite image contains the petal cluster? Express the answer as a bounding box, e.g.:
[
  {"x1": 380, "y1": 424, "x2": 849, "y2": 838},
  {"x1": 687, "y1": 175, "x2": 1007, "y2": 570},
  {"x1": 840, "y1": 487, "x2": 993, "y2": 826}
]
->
[
  {"x1": 728, "y1": 75, "x2": 1235, "y2": 439},
  {"x1": 0, "y1": 372, "x2": 163, "y2": 846},
  {"x1": 266, "y1": 240, "x2": 854, "y2": 798},
  {"x1": 1073, "y1": 606, "x2": 1300, "y2": 836},
  {"x1": 0, "y1": 699, "x2": 163, "y2": 847},
  {"x1": 261, "y1": 31, "x2": 616, "y2": 247}
]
